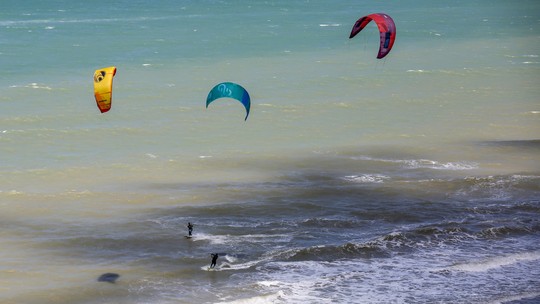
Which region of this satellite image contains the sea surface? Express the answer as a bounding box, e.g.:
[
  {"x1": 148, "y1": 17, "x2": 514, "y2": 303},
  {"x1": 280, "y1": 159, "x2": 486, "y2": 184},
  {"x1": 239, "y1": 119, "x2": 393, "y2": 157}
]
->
[{"x1": 1, "y1": 1, "x2": 539, "y2": 303}]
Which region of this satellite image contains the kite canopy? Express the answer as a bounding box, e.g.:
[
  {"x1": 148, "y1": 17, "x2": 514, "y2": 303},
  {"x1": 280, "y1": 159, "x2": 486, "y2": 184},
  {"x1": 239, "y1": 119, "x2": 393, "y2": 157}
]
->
[
  {"x1": 349, "y1": 13, "x2": 396, "y2": 59},
  {"x1": 206, "y1": 82, "x2": 251, "y2": 121},
  {"x1": 93, "y1": 66, "x2": 117, "y2": 113}
]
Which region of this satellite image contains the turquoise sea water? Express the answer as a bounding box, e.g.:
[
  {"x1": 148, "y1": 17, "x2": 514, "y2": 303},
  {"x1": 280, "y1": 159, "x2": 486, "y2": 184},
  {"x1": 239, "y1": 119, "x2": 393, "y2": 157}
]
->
[{"x1": 1, "y1": 1, "x2": 539, "y2": 303}]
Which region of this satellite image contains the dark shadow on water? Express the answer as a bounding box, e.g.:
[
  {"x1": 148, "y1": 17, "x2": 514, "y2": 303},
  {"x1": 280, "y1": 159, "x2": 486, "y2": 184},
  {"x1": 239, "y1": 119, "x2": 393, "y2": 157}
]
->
[
  {"x1": 476, "y1": 139, "x2": 540, "y2": 149},
  {"x1": 97, "y1": 273, "x2": 120, "y2": 283}
]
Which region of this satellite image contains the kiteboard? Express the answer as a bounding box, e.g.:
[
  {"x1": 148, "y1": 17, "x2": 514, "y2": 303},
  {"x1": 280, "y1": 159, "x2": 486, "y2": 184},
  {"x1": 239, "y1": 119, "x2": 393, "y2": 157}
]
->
[
  {"x1": 184, "y1": 235, "x2": 192, "y2": 239},
  {"x1": 200, "y1": 265, "x2": 218, "y2": 271}
]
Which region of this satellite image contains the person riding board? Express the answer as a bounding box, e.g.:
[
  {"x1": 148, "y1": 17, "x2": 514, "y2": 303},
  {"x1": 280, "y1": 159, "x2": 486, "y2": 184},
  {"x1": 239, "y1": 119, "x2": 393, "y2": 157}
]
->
[
  {"x1": 187, "y1": 222, "x2": 193, "y2": 236},
  {"x1": 210, "y1": 253, "x2": 219, "y2": 268}
]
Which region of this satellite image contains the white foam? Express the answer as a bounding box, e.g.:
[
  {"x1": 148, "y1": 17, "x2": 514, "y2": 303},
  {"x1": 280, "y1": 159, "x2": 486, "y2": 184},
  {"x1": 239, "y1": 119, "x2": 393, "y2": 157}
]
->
[
  {"x1": 257, "y1": 280, "x2": 281, "y2": 287},
  {"x1": 190, "y1": 232, "x2": 228, "y2": 245},
  {"x1": 218, "y1": 260, "x2": 258, "y2": 271},
  {"x1": 253, "y1": 260, "x2": 364, "y2": 303},
  {"x1": 224, "y1": 254, "x2": 238, "y2": 263},
  {"x1": 216, "y1": 291, "x2": 285, "y2": 304}
]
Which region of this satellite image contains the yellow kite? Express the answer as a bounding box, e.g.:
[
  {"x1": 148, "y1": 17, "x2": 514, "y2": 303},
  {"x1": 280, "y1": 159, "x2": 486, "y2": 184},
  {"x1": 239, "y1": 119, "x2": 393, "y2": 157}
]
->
[{"x1": 93, "y1": 66, "x2": 117, "y2": 113}]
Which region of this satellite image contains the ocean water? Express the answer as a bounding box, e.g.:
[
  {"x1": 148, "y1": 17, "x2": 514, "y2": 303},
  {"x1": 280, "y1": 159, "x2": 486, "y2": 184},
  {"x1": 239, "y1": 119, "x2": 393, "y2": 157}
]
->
[{"x1": 1, "y1": 0, "x2": 539, "y2": 303}]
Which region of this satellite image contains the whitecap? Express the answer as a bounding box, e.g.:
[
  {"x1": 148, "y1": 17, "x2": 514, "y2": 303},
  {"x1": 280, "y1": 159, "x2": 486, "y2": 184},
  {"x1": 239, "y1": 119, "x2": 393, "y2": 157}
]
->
[
  {"x1": 9, "y1": 83, "x2": 52, "y2": 90},
  {"x1": 405, "y1": 159, "x2": 478, "y2": 170},
  {"x1": 257, "y1": 280, "x2": 282, "y2": 287},
  {"x1": 342, "y1": 174, "x2": 390, "y2": 183},
  {"x1": 30, "y1": 83, "x2": 52, "y2": 90}
]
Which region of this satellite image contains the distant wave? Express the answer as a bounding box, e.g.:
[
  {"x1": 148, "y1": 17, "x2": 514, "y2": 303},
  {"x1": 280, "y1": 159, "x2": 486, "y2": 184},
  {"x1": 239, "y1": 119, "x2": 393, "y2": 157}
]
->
[
  {"x1": 404, "y1": 159, "x2": 478, "y2": 170},
  {"x1": 457, "y1": 175, "x2": 540, "y2": 201},
  {"x1": 0, "y1": 16, "x2": 176, "y2": 27},
  {"x1": 269, "y1": 225, "x2": 473, "y2": 263},
  {"x1": 300, "y1": 217, "x2": 362, "y2": 229},
  {"x1": 367, "y1": 226, "x2": 474, "y2": 252},
  {"x1": 489, "y1": 292, "x2": 540, "y2": 304},
  {"x1": 351, "y1": 155, "x2": 478, "y2": 170},
  {"x1": 274, "y1": 243, "x2": 390, "y2": 262},
  {"x1": 448, "y1": 251, "x2": 540, "y2": 272},
  {"x1": 267, "y1": 225, "x2": 474, "y2": 263}
]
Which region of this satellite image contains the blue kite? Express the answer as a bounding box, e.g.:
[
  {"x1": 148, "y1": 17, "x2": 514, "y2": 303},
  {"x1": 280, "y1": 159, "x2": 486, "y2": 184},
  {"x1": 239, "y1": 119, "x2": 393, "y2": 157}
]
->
[{"x1": 206, "y1": 82, "x2": 251, "y2": 121}]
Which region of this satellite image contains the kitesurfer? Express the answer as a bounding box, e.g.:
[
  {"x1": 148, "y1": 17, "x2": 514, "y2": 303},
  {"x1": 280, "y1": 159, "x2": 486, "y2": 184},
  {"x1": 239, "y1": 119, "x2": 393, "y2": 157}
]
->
[
  {"x1": 187, "y1": 222, "x2": 194, "y2": 236},
  {"x1": 210, "y1": 253, "x2": 219, "y2": 268}
]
